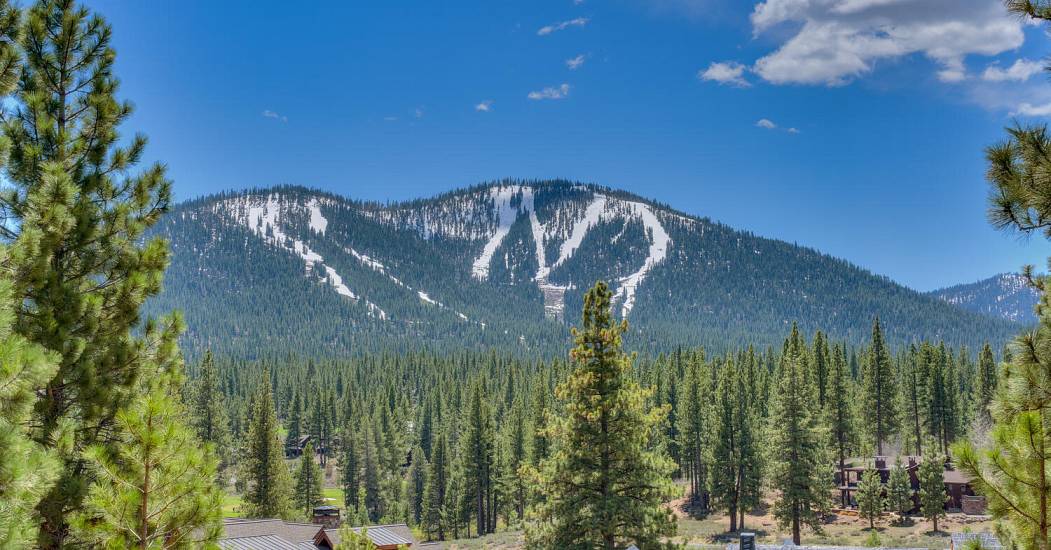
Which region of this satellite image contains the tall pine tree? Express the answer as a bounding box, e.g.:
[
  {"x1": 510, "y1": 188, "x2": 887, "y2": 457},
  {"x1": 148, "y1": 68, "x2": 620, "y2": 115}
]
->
[
  {"x1": 861, "y1": 318, "x2": 898, "y2": 456},
  {"x1": 526, "y1": 281, "x2": 676, "y2": 549},
  {"x1": 241, "y1": 377, "x2": 293, "y2": 519},
  {"x1": 0, "y1": 0, "x2": 180, "y2": 543}
]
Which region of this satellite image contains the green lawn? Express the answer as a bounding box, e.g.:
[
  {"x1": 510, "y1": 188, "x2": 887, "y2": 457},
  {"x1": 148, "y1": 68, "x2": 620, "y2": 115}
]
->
[{"x1": 221, "y1": 487, "x2": 343, "y2": 519}]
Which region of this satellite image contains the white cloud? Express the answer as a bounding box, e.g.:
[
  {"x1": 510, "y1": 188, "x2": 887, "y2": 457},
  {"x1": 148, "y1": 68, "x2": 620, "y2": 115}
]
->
[
  {"x1": 415, "y1": 107, "x2": 425, "y2": 119},
  {"x1": 699, "y1": 61, "x2": 751, "y2": 87},
  {"x1": 748, "y1": 0, "x2": 1025, "y2": 86},
  {"x1": 983, "y1": 59, "x2": 1045, "y2": 82},
  {"x1": 475, "y1": 100, "x2": 493, "y2": 112},
  {"x1": 262, "y1": 109, "x2": 288, "y2": 123},
  {"x1": 566, "y1": 54, "x2": 587, "y2": 70},
  {"x1": 528, "y1": 83, "x2": 571, "y2": 100},
  {"x1": 1014, "y1": 102, "x2": 1051, "y2": 116},
  {"x1": 538, "y1": 17, "x2": 589, "y2": 36},
  {"x1": 788, "y1": 127, "x2": 801, "y2": 133},
  {"x1": 756, "y1": 118, "x2": 777, "y2": 129}
]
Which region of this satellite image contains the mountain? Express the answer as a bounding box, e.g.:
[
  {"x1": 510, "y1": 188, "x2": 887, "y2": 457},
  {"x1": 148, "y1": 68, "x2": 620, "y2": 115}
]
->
[
  {"x1": 145, "y1": 181, "x2": 1021, "y2": 358},
  {"x1": 928, "y1": 273, "x2": 1040, "y2": 325}
]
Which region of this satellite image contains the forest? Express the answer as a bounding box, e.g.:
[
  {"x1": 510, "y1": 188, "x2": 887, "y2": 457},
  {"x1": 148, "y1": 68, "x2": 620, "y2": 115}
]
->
[{"x1": 3, "y1": 0, "x2": 1051, "y2": 549}]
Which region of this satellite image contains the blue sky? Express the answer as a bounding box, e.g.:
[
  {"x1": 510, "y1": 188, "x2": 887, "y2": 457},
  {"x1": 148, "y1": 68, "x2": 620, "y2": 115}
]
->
[{"x1": 89, "y1": 0, "x2": 1051, "y2": 291}]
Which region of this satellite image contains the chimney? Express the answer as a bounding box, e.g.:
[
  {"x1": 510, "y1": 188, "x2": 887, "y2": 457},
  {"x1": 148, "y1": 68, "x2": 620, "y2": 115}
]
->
[{"x1": 312, "y1": 506, "x2": 341, "y2": 529}]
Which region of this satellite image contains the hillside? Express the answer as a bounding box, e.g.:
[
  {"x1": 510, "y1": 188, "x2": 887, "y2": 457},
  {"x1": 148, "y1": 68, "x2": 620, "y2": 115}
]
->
[
  {"x1": 145, "y1": 181, "x2": 1022, "y2": 357},
  {"x1": 928, "y1": 273, "x2": 1040, "y2": 326}
]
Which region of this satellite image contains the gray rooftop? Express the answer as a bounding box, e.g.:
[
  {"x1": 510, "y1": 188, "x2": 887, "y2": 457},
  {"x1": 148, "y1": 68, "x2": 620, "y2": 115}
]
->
[{"x1": 217, "y1": 534, "x2": 303, "y2": 550}]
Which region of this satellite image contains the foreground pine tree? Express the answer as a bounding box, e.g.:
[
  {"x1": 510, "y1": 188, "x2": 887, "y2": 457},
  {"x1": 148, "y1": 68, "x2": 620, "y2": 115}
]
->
[
  {"x1": 191, "y1": 351, "x2": 232, "y2": 477},
  {"x1": 242, "y1": 377, "x2": 293, "y2": 519},
  {"x1": 72, "y1": 369, "x2": 223, "y2": 547},
  {"x1": 0, "y1": 260, "x2": 61, "y2": 547},
  {"x1": 768, "y1": 326, "x2": 829, "y2": 545},
  {"x1": 861, "y1": 318, "x2": 898, "y2": 455},
  {"x1": 0, "y1": 0, "x2": 180, "y2": 543},
  {"x1": 886, "y1": 457, "x2": 913, "y2": 525},
  {"x1": 526, "y1": 281, "x2": 676, "y2": 550}
]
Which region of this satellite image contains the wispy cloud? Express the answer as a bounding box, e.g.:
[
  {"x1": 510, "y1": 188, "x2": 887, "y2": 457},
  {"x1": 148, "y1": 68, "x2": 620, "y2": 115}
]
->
[
  {"x1": 475, "y1": 100, "x2": 493, "y2": 112},
  {"x1": 699, "y1": 61, "x2": 750, "y2": 87},
  {"x1": 983, "y1": 59, "x2": 1044, "y2": 82},
  {"x1": 538, "y1": 17, "x2": 589, "y2": 36},
  {"x1": 262, "y1": 109, "x2": 288, "y2": 123},
  {"x1": 1014, "y1": 102, "x2": 1051, "y2": 117},
  {"x1": 528, "y1": 83, "x2": 571, "y2": 100},
  {"x1": 415, "y1": 107, "x2": 425, "y2": 119},
  {"x1": 384, "y1": 116, "x2": 398, "y2": 122},
  {"x1": 566, "y1": 54, "x2": 587, "y2": 70},
  {"x1": 747, "y1": 0, "x2": 1024, "y2": 86},
  {"x1": 756, "y1": 118, "x2": 801, "y2": 133}
]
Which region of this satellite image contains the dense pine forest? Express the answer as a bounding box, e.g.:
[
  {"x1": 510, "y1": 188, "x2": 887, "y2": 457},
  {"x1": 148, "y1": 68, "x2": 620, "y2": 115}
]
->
[{"x1": 5, "y1": 0, "x2": 1051, "y2": 549}]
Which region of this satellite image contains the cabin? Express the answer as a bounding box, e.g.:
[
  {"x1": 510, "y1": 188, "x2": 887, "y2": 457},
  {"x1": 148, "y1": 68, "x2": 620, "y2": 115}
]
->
[
  {"x1": 836, "y1": 455, "x2": 985, "y2": 514},
  {"x1": 286, "y1": 434, "x2": 312, "y2": 457}
]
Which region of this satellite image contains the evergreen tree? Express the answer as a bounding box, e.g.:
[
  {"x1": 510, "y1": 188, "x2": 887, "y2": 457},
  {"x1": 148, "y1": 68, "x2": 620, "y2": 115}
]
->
[
  {"x1": 711, "y1": 361, "x2": 741, "y2": 532},
  {"x1": 72, "y1": 370, "x2": 223, "y2": 548},
  {"x1": 0, "y1": 264, "x2": 61, "y2": 548},
  {"x1": 294, "y1": 442, "x2": 324, "y2": 519},
  {"x1": 341, "y1": 427, "x2": 362, "y2": 513},
  {"x1": 191, "y1": 350, "x2": 232, "y2": 476},
  {"x1": 422, "y1": 433, "x2": 449, "y2": 540},
  {"x1": 917, "y1": 456, "x2": 947, "y2": 533},
  {"x1": 241, "y1": 377, "x2": 293, "y2": 519},
  {"x1": 0, "y1": 0, "x2": 180, "y2": 543},
  {"x1": 826, "y1": 343, "x2": 857, "y2": 507},
  {"x1": 406, "y1": 445, "x2": 427, "y2": 526},
  {"x1": 973, "y1": 343, "x2": 997, "y2": 423},
  {"x1": 461, "y1": 380, "x2": 496, "y2": 535},
  {"x1": 886, "y1": 457, "x2": 913, "y2": 525},
  {"x1": 855, "y1": 468, "x2": 886, "y2": 530},
  {"x1": 526, "y1": 281, "x2": 677, "y2": 549},
  {"x1": 861, "y1": 318, "x2": 898, "y2": 455},
  {"x1": 362, "y1": 426, "x2": 382, "y2": 522},
  {"x1": 285, "y1": 391, "x2": 303, "y2": 455},
  {"x1": 678, "y1": 355, "x2": 710, "y2": 513},
  {"x1": 768, "y1": 325, "x2": 829, "y2": 545}
]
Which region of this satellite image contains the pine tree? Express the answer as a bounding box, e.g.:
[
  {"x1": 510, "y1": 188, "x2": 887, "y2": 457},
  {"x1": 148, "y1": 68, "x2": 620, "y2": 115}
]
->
[
  {"x1": 294, "y1": 442, "x2": 324, "y2": 519},
  {"x1": 406, "y1": 445, "x2": 428, "y2": 526},
  {"x1": 191, "y1": 350, "x2": 232, "y2": 476},
  {"x1": 678, "y1": 355, "x2": 710, "y2": 513},
  {"x1": 861, "y1": 318, "x2": 898, "y2": 455},
  {"x1": 973, "y1": 343, "x2": 997, "y2": 423},
  {"x1": 855, "y1": 468, "x2": 886, "y2": 530},
  {"x1": 335, "y1": 525, "x2": 379, "y2": 550},
  {"x1": 526, "y1": 281, "x2": 677, "y2": 549},
  {"x1": 341, "y1": 428, "x2": 362, "y2": 514},
  {"x1": 0, "y1": 263, "x2": 61, "y2": 548},
  {"x1": 826, "y1": 343, "x2": 857, "y2": 507},
  {"x1": 917, "y1": 456, "x2": 947, "y2": 533},
  {"x1": 886, "y1": 457, "x2": 913, "y2": 525},
  {"x1": 461, "y1": 380, "x2": 496, "y2": 535},
  {"x1": 242, "y1": 377, "x2": 293, "y2": 519},
  {"x1": 72, "y1": 370, "x2": 223, "y2": 547},
  {"x1": 768, "y1": 325, "x2": 829, "y2": 545},
  {"x1": 362, "y1": 426, "x2": 382, "y2": 522},
  {"x1": 286, "y1": 391, "x2": 303, "y2": 455},
  {"x1": 422, "y1": 433, "x2": 449, "y2": 540},
  {"x1": 0, "y1": 1, "x2": 180, "y2": 543},
  {"x1": 711, "y1": 361, "x2": 741, "y2": 532}
]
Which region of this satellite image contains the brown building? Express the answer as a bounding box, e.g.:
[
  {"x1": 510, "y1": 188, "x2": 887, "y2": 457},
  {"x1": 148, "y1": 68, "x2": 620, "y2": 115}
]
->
[{"x1": 835, "y1": 455, "x2": 985, "y2": 514}]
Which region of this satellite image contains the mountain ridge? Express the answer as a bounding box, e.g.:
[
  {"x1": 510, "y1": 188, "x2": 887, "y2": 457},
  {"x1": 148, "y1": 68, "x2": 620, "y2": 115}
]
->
[
  {"x1": 146, "y1": 180, "x2": 1022, "y2": 358},
  {"x1": 928, "y1": 272, "x2": 1040, "y2": 325}
]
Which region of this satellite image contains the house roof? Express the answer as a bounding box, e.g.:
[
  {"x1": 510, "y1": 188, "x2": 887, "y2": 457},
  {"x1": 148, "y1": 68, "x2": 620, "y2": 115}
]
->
[
  {"x1": 943, "y1": 469, "x2": 973, "y2": 485},
  {"x1": 217, "y1": 534, "x2": 303, "y2": 550},
  {"x1": 319, "y1": 523, "x2": 415, "y2": 549},
  {"x1": 222, "y1": 518, "x2": 323, "y2": 543}
]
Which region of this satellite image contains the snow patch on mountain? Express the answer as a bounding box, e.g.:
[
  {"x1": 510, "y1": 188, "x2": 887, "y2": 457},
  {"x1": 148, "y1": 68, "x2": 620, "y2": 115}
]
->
[
  {"x1": 219, "y1": 194, "x2": 387, "y2": 318},
  {"x1": 610, "y1": 202, "x2": 671, "y2": 316},
  {"x1": 472, "y1": 186, "x2": 534, "y2": 280}
]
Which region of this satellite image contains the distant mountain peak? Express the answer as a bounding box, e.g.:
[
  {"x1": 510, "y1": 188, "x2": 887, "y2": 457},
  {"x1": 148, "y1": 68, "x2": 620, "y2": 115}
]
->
[{"x1": 928, "y1": 272, "x2": 1039, "y2": 325}]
